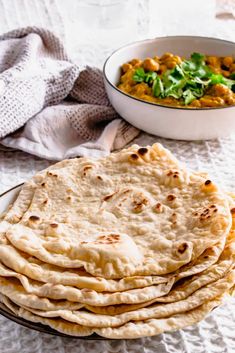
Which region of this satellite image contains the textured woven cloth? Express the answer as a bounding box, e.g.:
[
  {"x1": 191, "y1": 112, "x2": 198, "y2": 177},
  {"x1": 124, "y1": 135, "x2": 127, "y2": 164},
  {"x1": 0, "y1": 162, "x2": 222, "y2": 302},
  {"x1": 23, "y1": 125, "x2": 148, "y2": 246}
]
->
[{"x1": 0, "y1": 27, "x2": 139, "y2": 159}]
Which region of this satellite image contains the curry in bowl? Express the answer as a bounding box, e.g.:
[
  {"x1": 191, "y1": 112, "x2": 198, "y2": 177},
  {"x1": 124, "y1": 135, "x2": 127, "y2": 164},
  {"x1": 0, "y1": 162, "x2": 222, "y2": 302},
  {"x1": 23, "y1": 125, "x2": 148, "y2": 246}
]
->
[{"x1": 118, "y1": 52, "x2": 235, "y2": 108}]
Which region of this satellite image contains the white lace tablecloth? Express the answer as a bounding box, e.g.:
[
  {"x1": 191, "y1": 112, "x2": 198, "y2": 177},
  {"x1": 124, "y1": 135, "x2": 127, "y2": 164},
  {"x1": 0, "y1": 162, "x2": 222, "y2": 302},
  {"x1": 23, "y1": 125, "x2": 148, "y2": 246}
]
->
[{"x1": 0, "y1": 1, "x2": 235, "y2": 352}]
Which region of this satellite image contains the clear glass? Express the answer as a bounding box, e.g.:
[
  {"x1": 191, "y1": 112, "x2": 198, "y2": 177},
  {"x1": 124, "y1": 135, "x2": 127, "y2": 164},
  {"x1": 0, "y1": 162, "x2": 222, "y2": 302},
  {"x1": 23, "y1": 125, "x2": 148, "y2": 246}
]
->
[{"x1": 59, "y1": 0, "x2": 149, "y2": 64}]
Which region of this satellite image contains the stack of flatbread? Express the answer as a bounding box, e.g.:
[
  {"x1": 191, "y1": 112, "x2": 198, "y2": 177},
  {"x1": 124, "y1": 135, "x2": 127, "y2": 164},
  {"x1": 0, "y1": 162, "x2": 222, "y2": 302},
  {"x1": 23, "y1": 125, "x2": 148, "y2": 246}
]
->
[{"x1": 0, "y1": 143, "x2": 234, "y2": 339}]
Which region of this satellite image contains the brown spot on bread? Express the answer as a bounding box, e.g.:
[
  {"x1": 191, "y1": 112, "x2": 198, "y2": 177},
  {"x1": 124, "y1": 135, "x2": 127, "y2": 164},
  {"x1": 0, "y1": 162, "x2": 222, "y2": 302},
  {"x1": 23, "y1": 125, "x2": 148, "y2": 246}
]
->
[
  {"x1": 41, "y1": 182, "x2": 46, "y2": 187},
  {"x1": 210, "y1": 205, "x2": 216, "y2": 208},
  {"x1": 83, "y1": 165, "x2": 93, "y2": 176},
  {"x1": 50, "y1": 223, "x2": 58, "y2": 228},
  {"x1": 133, "y1": 204, "x2": 144, "y2": 213},
  {"x1": 97, "y1": 176, "x2": 103, "y2": 180},
  {"x1": 130, "y1": 153, "x2": 139, "y2": 160},
  {"x1": 29, "y1": 215, "x2": 40, "y2": 222},
  {"x1": 122, "y1": 189, "x2": 131, "y2": 195},
  {"x1": 199, "y1": 206, "x2": 217, "y2": 221},
  {"x1": 132, "y1": 195, "x2": 149, "y2": 213},
  {"x1": 205, "y1": 180, "x2": 211, "y2": 186},
  {"x1": 47, "y1": 171, "x2": 58, "y2": 177},
  {"x1": 154, "y1": 202, "x2": 163, "y2": 213},
  {"x1": 231, "y1": 208, "x2": 235, "y2": 215},
  {"x1": 96, "y1": 234, "x2": 120, "y2": 244},
  {"x1": 83, "y1": 166, "x2": 92, "y2": 171},
  {"x1": 170, "y1": 212, "x2": 177, "y2": 226},
  {"x1": 167, "y1": 170, "x2": 179, "y2": 177},
  {"x1": 167, "y1": 194, "x2": 176, "y2": 202},
  {"x1": 103, "y1": 192, "x2": 116, "y2": 201},
  {"x1": 202, "y1": 180, "x2": 217, "y2": 193},
  {"x1": 43, "y1": 200, "x2": 48, "y2": 205},
  {"x1": 178, "y1": 243, "x2": 188, "y2": 254},
  {"x1": 167, "y1": 171, "x2": 173, "y2": 176},
  {"x1": 67, "y1": 196, "x2": 72, "y2": 201},
  {"x1": 138, "y1": 147, "x2": 148, "y2": 156}
]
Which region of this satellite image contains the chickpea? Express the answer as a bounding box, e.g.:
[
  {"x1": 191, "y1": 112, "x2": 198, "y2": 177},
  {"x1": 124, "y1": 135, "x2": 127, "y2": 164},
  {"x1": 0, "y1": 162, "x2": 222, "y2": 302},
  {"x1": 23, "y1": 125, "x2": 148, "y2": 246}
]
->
[
  {"x1": 213, "y1": 84, "x2": 230, "y2": 96},
  {"x1": 153, "y1": 56, "x2": 160, "y2": 62},
  {"x1": 206, "y1": 56, "x2": 220, "y2": 67},
  {"x1": 213, "y1": 97, "x2": 225, "y2": 106},
  {"x1": 166, "y1": 60, "x2": 177, "y2": 69},
  {"x1": 199, "y1": 97, "x2": 214, "y2": 107},
  {"x1": 230, "y1": 63, "x2": 235, "y2": 73},
  {"x1": 132, "y1": 83, "x2": 151, "y2": 95},
  {"x1": 161, "y1": 52, "x2": 174, "y2": 61},
  {"x1": 225, "y1": 94, "x2": 235, "y2": 105},
  {"x1": 174, "y1": 55, "x2": 182, "y2": 64},
  {"x1": 143, "y1": 58, "x2": 159, "y2": 72},
  {"x1": 162, "y1": 97, "x2": 176, "y2": 104},
  {"x1": 221, "y1": 70, "x2": 230, "y2": 78},
  {"x1": 134, "y1": 61, "x2": 142, "y2": 68},
  {"x1": 208, "y1": 65, "x2": 220, "y2": 74},
  {"x1": 122, "y1": 63, "x2": 132, "y2": 73},
  {"x1": 189, "y1": 100, "x2": 201, "y2": 108},
  {"x1": 120, "y1": 68, "x2": 135, "y2": 85},
  {"x1": 200, "y1": 96, "x2": 224, "y2": 107},
  {"x1": 118, "y1": 83, "x2": 132, "y2": 93},
  {"x1": 130, "y1": 58, "x2": 142, "y2": 66},
  {"x1": 159, "y1": 64, "x2": 167, "y2": 74},
  {"x1": 223, "y1": 56, "x2": 233, "y2": 68}
]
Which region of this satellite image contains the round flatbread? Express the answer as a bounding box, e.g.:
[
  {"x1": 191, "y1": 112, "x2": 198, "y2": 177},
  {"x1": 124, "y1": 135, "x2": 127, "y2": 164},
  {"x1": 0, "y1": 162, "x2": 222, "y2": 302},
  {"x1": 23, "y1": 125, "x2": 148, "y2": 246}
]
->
[{"x1": 2, "y1": 144, "x2": 232, "y2": 278}]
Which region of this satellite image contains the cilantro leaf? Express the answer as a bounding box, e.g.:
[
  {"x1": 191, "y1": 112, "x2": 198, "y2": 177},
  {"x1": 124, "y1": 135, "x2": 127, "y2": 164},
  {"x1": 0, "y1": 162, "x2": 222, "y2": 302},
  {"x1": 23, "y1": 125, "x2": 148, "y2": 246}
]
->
[
  {"x1": 144, "y1": 71, "x2": 157, "y2": 84},
  {"x1": 133, "y1": 68, "x2": 146, "y2": 82},
  {"x1": 190, "y1": 52, "x2": 205, "y2": 65},
  {"x1": 181, "y1": 60, "x2": 197, "y2": 72},
  {"x1": 152, "y1": 77, "x2": 164, "y2": 97},
  {"x1": 209, "y1": 73, "x2": 235, "y2": 89},
  {"x1": 183, "y1": 89, "x2": 196, "y2": 105},
  {"x1": 133, "y1": 68, "x2": 157, "y2": 84}
]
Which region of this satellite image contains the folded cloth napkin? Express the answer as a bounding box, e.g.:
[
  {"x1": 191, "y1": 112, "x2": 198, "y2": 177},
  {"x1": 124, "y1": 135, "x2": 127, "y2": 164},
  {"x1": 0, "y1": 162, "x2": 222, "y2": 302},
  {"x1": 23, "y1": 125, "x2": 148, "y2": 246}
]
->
[
  {"x1": 0, "y1": 27, "x2": 139, "y2": 160},
  {"x1": 216, "y1": 0, "x2": 235, "y2": 19}
]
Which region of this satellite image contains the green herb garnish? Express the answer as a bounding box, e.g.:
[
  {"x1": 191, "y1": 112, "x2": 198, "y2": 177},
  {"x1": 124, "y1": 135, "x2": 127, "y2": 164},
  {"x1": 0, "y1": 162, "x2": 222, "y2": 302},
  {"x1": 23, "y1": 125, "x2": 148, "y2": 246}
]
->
[
  {"x1": 132, "y1": 52, "x2": 235, "y2": 105},
  {"x1": 152, "y1": 77, "x2": 164, "y2": 97},
  {"x1": 133, "y1": 68, "x2": 157, "y2": 84}
]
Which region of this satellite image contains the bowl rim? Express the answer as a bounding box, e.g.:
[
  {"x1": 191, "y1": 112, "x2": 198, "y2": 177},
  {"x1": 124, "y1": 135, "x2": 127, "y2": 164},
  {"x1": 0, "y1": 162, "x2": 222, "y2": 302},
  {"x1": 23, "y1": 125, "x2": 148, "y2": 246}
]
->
[{"x1": 103, "y1": 35, "x2": 235, "y2": 111}]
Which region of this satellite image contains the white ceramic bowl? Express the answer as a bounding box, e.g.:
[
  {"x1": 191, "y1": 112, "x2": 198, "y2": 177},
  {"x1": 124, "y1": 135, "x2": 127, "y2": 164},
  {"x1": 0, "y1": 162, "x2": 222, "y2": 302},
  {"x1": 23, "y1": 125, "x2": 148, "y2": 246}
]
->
[{"x1": 103, "y1": 36, "x2": 235, "y2": 140}]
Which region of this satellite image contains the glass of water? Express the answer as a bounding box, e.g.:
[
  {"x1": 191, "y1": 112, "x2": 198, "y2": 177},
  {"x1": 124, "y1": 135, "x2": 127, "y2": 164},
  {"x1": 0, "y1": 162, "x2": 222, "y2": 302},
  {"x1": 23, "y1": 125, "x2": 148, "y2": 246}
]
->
[{"x1": 60, "y1": 0, "x2": 149, "y2": 65}]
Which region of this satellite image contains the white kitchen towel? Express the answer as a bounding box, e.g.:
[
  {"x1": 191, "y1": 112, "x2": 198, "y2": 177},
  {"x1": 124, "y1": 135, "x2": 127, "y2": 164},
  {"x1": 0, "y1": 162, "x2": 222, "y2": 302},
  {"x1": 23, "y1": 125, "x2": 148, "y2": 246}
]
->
[{"x1": 0, "y1": 27, "x2": 139, "y2": 160}]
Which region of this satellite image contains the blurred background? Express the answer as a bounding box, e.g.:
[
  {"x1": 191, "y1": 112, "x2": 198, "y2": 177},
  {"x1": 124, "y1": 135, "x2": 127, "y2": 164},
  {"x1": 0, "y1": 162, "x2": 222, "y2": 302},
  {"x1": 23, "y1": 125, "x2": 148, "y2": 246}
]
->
[{"x1": 0, "y1": 0, "x2": 234, "y2": 67}]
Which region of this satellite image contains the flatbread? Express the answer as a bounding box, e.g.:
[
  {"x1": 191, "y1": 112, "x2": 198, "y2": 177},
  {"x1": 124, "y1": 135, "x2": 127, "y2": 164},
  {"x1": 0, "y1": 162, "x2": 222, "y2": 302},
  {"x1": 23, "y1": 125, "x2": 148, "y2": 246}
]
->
[
  {"x1": 2, "y1": 144, "x2": 231, "y2": 278},
  {"x1": 0, "y1": 239, "x2": 233, "y2": 310},
  {"x1": 0, "y1": 143, "x2": 234, "y2": 339},
  {"x1": 0, "y1": 294, "x2": 224, "y2": 339},
  {"x1": 0, "y1": 239, "x2": 225, "y2": 292},
  {"x1": 19, "y1": 270, "x2": 235, "y2": 328},
  {"x1": 0, "y1": 274, "x2": 174, "y2": 307}
]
